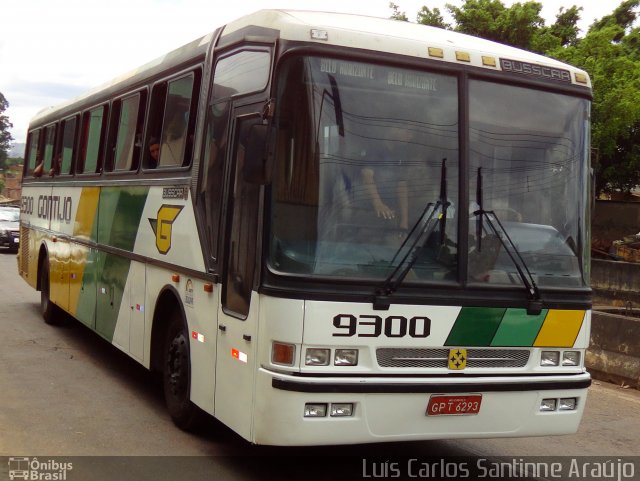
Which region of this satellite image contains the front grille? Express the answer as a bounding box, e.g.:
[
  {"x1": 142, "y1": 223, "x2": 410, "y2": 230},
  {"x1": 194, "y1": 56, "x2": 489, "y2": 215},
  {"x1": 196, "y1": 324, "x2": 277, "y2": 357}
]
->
[{"x1": 376, "y1": 348, "x2": 530, "y2": 368}]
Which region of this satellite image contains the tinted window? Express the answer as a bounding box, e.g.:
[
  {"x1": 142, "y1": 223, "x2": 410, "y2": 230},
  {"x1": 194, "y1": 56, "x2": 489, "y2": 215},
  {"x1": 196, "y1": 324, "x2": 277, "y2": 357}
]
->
[
  {"x1": 43, "y1": 125, "x2": 56, "y2": 173},
  {"x1": 468, "y1": 80, "x2": 589, "y2": 288},
  {"x1": 159, "y1": 76, "x2": 194, "y2": 168},
  {"x1": 26, "y1": 130, "x2": 41, "y2": 172},
  {"x1": 213, "y1": 51, "x2": 270, "y2": 99},
  {"x1": 222, "y1": 115, "x2": 262, "y2": 318},
  {"x1": 80, "y1": 106, "x2": 106, "y2": 174},
  {"x1": 146, "y1": 70, "x2": 200, "y2": 169},
  {"x1": 113, "y1": 94, "x2": 142, "y2": 171},
  {"x1": 60, "y1": 116, "x2": 77, "y2": 175}
]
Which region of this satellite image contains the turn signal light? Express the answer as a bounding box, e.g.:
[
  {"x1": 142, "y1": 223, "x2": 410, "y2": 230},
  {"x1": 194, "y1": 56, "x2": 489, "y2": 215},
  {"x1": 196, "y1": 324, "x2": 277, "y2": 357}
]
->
[{"x1": 272, "y1": 342, "x2": 296, "y2": 366}]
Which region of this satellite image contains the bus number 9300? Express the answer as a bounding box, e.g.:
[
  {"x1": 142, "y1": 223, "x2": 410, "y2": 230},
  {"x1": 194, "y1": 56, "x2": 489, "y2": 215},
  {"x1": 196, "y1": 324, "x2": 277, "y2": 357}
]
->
[{"x1": 333, "y1": 314, "x2": 431, "y2": 338}]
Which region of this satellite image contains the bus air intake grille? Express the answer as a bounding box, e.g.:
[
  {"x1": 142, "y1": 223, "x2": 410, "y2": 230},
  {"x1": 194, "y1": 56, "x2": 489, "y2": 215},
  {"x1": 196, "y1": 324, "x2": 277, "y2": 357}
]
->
[
  {"x1": 20, "y1": 226, "x2": 29, "y2": 273},
  {"x1": 376, "y1": 348, "x2": 530, "y2": 368}
]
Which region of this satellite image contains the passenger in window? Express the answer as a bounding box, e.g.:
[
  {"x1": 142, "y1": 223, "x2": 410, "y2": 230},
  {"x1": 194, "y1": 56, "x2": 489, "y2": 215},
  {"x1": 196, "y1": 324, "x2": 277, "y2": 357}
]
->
[
  {"x1": 147, "y1": 137, "x2": 160, "y2": 168},
  {"x1": 32, "y1": 151, "x2": 44, "y2": 177},
  {"x1": 49, "y1": 155, "x2": 61, "y2": 177}
]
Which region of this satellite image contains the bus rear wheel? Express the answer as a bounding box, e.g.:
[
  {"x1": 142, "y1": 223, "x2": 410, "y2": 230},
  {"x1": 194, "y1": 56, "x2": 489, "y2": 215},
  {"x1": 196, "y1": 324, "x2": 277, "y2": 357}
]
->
[
  {"x1": 163, "y1": 312, "x2": 202, "y2": 431},
  {"x1": 40, "y1": 259, "x2": 61, "y2": 325}
]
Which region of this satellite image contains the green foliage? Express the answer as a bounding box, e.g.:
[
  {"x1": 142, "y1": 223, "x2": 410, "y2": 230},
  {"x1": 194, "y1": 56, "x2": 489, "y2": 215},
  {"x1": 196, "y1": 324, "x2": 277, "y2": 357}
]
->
[
  {"x1": 416, "y1": 6, "x2": 450, "y2": 29},
  {"x1": 389, "y1": 0, "x2": 640, "y2": 195},
  {"x1": 0, "y1": 92, "x2": 14, "y2": 169},
  {"x1": 389, "y1": 2, "x2": 409, "y2": 22},
  {"x1": 550, "y1": 0, "x2": 640, "y2": 194},
  {"x1": 446, "y1": 0, "x2": 545, "y2": 50}
]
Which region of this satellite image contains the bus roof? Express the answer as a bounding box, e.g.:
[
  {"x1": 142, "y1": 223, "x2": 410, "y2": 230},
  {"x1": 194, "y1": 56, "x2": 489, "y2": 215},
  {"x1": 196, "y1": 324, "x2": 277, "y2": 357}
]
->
[
  {"x1": 30, "y1": 9, "x2": 590, "y2": 127},
  {"x1": 222, "y1": 10, "x2": 590, "y2": 88}
]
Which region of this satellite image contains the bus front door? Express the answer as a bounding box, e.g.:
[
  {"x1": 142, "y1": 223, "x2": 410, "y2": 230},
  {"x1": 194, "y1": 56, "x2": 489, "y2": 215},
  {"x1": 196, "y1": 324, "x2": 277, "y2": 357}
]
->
[{"x1": 215, "y1": 108, "x2": 264, "y2": 440}]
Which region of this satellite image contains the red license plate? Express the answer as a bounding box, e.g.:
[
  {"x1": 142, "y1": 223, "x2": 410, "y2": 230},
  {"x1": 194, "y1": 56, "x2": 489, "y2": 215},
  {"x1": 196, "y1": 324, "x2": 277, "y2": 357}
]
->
[{"x1": 426, "y1": 394, "x2": 482, "y2": 416}]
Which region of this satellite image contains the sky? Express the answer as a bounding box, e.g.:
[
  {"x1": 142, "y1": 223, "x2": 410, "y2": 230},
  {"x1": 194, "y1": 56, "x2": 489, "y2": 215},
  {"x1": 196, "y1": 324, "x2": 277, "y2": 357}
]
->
[{"x1": 0, "y1": 0, "x2": 624, "y2": 145}]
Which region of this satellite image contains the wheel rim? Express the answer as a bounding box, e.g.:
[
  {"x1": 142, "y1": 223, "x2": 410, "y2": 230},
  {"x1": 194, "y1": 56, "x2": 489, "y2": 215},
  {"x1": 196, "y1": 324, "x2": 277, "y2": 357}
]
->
[{"x1": 167, "y1": 332, "x2": 189, "y2": 399}]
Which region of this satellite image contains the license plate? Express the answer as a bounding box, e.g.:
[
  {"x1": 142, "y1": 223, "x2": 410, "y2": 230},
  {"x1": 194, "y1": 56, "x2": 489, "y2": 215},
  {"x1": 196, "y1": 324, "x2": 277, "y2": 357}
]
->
[
  {"x1": 426, "y1": 394, "x2": 482, "y2": 416},
  {"x1": 13, "y1": 238, "x2": 19, "y2": 243}
]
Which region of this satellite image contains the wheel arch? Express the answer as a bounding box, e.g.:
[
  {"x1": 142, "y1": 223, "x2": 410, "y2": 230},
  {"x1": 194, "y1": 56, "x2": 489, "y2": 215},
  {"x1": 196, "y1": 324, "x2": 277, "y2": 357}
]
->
[
  {"x1": 150, "y1": 285, "x2": 189, "y2": 373},
  {"x1": 36, "y1": 242, "x2": 50, "y2": 292}
]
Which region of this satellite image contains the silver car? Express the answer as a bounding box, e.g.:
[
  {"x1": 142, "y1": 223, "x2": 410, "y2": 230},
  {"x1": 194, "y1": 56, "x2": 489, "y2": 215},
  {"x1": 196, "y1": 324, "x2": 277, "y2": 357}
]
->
[{"x1": 0, "y1": 206, "x2": 20, "y2": 252}]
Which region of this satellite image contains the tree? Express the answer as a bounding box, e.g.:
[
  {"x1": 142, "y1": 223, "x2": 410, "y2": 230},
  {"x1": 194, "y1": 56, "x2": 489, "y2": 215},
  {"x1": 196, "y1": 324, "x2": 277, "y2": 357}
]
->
[
  {"x1": 550, "y1": 1, "x2": 640, "y2": 194},
  {"x1": 389, "y1": 2, "x2": 409, "y2": 21},
  {"x1": 445, "y1": 0, "x2": 545, "y2": 50},
  {"x1": 390, "y1": 0, "x2": 640, "y2": 196},
  {"x1": 0, "y1": 92, "x2": 13, "y2": 170},
  {"x1": 416, "y1": 6, "x2": 450, "y2": 29}
]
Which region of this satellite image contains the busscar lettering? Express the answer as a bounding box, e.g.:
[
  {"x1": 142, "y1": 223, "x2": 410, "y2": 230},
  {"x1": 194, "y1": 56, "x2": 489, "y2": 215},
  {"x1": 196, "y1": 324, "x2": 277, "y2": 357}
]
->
[
  {"x1": 500, "y1": 58, "x2": 571, "y2": 83},
  {"x1": 36, "y1": 195, "x2": 73, "y2": 224},
  {"x1": 333, "y1": 314, "x2": 431, "y2": 338}
]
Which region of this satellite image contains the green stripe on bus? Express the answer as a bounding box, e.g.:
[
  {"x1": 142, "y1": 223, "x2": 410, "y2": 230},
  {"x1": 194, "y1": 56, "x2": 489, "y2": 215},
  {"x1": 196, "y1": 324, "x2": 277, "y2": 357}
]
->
[
  {"x1": 490, "y1": 308, "x2": 548, "y2": 346},
  {"x1": 96, "y1": 253, "x2": 132, "y2": 342},
  {"x1": 98, "y1": 186, "x2": 149, "y2": 251},
  {"x1": 445, "y1": 307, "x2": 506, "y2": 346},
  {"x1": 75, "y1": 247, "x2": 99, "y2": 329}
]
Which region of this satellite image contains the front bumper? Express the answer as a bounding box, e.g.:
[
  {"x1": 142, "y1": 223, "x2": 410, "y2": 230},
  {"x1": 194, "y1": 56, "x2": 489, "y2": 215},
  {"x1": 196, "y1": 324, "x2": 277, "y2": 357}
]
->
[{"x1": 251, "y1": 369, "x2": 591, "y2": 445}]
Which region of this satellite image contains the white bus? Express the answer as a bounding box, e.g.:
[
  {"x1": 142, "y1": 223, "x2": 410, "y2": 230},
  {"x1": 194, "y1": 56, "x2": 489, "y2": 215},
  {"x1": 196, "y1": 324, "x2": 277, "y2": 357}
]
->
[{"x1": 18, "y1": 10, "x2": 593, "y2": 446}]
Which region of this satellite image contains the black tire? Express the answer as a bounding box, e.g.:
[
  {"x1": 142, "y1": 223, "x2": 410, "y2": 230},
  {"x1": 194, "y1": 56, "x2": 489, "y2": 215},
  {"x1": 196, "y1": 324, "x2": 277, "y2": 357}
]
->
[
  {"x1": 163, "y1": 311, "x2": 202, "y2": 431},
  {"x1": 40, "y1": 259, "x2": 61, "y2": 325}
]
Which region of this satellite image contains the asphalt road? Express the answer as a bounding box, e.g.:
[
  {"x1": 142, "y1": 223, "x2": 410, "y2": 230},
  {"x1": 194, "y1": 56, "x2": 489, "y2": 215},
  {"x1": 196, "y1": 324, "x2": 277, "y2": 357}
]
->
[{"x1": 1, "y1": 248, "x2": 639, "y2": 481}]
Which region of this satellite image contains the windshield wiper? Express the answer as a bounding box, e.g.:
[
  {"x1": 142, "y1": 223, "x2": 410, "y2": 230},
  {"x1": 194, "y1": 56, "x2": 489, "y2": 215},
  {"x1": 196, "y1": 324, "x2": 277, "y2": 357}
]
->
[
  {"x1": 473, "y1": 167, "x2": 543, "y2": 315},
  {"x1": 373, "y1": 159, "x2": 449, "y2": 310}
]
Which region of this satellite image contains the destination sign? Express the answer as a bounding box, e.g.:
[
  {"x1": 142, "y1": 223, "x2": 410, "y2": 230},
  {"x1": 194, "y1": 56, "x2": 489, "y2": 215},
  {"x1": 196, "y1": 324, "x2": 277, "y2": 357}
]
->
[{"x1": 318, "y1": 58, "x2": 440, "y2": 92}]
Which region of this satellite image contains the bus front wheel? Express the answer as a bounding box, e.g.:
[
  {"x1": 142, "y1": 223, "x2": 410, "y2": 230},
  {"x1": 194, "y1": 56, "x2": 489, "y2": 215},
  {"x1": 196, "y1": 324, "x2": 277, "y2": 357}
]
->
[{"x1": 163, "y1": 312, "x2": 202, "y2": 431}]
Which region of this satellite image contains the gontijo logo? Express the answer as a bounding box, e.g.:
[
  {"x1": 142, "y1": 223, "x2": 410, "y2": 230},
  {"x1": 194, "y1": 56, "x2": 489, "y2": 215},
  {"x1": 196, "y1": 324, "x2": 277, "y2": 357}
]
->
[{"x1": 149, "y1": 204, "x2": 184, "y2": 254}]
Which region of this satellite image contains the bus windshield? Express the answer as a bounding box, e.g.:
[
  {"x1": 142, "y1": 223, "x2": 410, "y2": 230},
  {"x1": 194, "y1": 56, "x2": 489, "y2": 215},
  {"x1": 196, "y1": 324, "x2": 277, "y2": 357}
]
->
[{"x1": 268, "y1": 55, "x2": 589, "y2": 289}]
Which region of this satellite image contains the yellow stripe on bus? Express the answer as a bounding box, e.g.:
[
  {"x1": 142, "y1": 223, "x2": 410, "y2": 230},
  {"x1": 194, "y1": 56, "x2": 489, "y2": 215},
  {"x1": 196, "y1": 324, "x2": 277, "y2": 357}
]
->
[
  {"x1": 533, "y1": 310, "x2": 585, "y2": 347},
  {"x1": 73, "y1": 187, "x2": 100, "y2": 239},
  {"x1": 68, "y1": 188, "x2": 100, "y2": 315}
]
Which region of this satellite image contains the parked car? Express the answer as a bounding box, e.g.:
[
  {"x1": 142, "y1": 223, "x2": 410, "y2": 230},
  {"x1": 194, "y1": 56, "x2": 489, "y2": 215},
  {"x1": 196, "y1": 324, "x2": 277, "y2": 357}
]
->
[{"x1": 0, "y1": 206, "x2": 20, "y2": 252}]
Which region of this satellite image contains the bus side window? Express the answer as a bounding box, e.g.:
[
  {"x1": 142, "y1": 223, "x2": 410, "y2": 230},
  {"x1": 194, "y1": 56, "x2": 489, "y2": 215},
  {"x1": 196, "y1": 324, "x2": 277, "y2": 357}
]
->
[
  {"x1": 145, "y1": 82, "x2": 167, "y2": 169},
  {"x1": 79, "y1": 105, "x2": 107, "y2": 174},
  {"x1": 148, "y1": 70, "x2": 200, "y2": 169},
  {"x1": 43, "y1": 124, "x2": 57, "y2": 176},
  {"x1": 107, "y1": 93, "x2": 143, "y2": 172},
  {"x1": 25, "y1": 129, "x2": 41, "y2": 177},
  {"x1": 59, "y1": 115, "x2": 78, "y2": 175}
]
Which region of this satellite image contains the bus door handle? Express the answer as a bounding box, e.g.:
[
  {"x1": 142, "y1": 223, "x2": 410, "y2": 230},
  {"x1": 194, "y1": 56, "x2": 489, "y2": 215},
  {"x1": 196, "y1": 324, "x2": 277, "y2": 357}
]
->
[
  {"x1": 243, "y1": 334, "x2": 252, "y2": 342},
  {"x1": 218, "y1": 324, "x2": 226, "y2": 332}
]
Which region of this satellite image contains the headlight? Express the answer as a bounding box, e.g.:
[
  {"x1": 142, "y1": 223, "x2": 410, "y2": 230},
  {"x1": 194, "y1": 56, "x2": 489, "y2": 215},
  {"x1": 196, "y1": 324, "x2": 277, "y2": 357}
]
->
[
  {"x1": 304, "y1": 403, "x2": 327, "y2": 417},
  {"x1": 335, "y1": 349, "x2": 358, "y2": 366},
  {"x1": 330, "y1": 403, "x2": 354, "y2": 417},
  {"x1": 559, "y1": 398, "x2": 578, "y2": 410},
  {"x1": 540, "y1": 399, "x2": 557, "y2": 411},
  {"x1": 562, "y1": 351, "x2": 581, "y2": 366},
  {"x1": 540, "y1": 351, "x2": 560, "y2": 366},
  {"x1": 305, "y1": 348, "x2": 330, "y2": 366}
]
